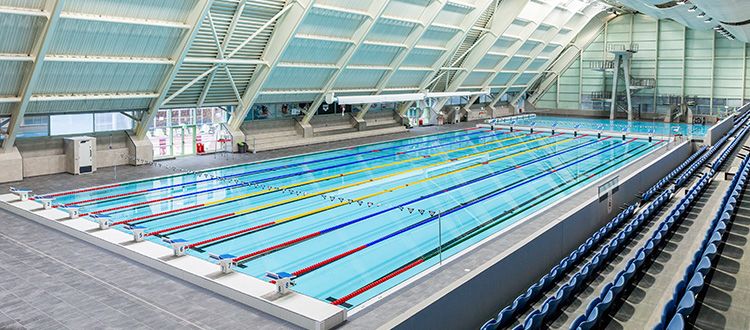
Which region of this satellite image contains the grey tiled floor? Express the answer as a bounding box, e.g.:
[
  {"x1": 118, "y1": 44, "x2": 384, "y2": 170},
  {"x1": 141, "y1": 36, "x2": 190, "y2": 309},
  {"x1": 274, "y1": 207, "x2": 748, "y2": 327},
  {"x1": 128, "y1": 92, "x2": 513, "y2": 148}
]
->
[{"x1": 0, "y1": 124, "x2": 474, "y2": 330}]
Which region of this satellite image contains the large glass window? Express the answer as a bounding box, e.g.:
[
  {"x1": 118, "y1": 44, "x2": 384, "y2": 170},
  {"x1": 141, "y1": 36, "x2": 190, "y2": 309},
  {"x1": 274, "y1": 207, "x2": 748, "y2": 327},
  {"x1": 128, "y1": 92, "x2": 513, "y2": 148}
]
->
[
  {"x1": 95, "y1": 112, "x2": 133, "y2": 132},
  {"x1": 50, "y1": 114, "x2": 94, "y2": 136}
]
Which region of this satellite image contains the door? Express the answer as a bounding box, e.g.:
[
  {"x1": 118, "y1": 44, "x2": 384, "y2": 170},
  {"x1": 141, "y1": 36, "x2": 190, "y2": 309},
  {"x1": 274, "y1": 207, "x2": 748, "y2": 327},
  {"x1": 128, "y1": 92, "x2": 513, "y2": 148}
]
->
[
  {"x1": 171, "y1": 125, "x2": 196, "y2": 157},
  {"x1": 79, "y1": 140, "x2": 93, "y2": 173}
]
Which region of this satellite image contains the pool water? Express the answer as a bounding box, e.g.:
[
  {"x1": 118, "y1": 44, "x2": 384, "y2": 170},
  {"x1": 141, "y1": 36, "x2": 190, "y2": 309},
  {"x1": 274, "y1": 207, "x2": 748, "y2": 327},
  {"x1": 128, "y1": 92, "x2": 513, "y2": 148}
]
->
[
  {"x1": 506, "y1": 115, "x2": 708, "y2": 137},
  {"x1": 43, "y1": 128, "x2": 662, "y2": 308}
]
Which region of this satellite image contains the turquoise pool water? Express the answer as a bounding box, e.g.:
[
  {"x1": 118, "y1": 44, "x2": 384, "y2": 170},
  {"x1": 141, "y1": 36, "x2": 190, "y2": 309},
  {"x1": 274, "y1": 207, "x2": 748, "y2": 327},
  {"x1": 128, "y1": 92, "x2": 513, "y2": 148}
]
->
[
  {"x1": 42, "y1": 128, "x2": 662, "y2": 308},
  {"x1": 501, "y1": 115, "x2": 708, "y2": 137}
]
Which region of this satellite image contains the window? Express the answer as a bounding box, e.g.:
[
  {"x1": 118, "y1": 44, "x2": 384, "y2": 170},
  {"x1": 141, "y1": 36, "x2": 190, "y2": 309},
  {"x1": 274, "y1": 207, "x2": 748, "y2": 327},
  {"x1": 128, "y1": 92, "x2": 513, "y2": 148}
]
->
[
  {"x1": 95, "y1": 112, "x2": 133, "y2": 132},
  {"x1": 50, "y1": 114, "x2": 94, "y2": 136}
]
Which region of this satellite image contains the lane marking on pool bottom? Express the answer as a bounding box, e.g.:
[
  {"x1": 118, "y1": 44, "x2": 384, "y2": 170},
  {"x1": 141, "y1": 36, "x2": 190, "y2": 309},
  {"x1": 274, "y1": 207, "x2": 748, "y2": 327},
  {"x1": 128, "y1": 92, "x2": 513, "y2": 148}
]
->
[
  {"x1": 109, "y1": 132, "x2": 530, "y2": 225},
  {"x1": 211, "y1": 135, "x2": 606, "y2": 258},
  {"x1": 224, "y1": 136, "x2": 613, "y2": 260},
  {"x1": 286, "y1": 138, "x2": 644, "y2": 283},
  {"x1": 115, "y1": 133, "x2": 551, "y2": 230},
  {"x1": 78, "y1": 130, "x2": 508, "y2": 215},
  {"x1": 46, "y1": 128, "x2": 487, "y2": 202},
  {"x1": 189, "y1": 134, "x2": 600, "y2": 251},
  {"x1": 147, "y1": 134, "x2": 562, "y2": 238},
  {"x1": 330, "y1": 141, "x2": 659, "y2": 306}
]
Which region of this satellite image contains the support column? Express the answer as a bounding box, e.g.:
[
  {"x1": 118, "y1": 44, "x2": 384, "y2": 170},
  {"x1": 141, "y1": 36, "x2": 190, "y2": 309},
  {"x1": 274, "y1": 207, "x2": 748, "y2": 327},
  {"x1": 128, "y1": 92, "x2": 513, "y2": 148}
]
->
[
  {"x1": 610, "y1": 55, "x2": 621, "y2": 119},
  {"x1": 2, "y1": 0, "x2": 66, "y2": 153},
  {"x1": 623, "y1": 54, "x2": 633, "y2": 120},
  {"x1": 228, "y1": 0, "x2": 314, "y2": 131},
  {"x1": 134, "y1": 0, "x2": 215, "y2": 139}
]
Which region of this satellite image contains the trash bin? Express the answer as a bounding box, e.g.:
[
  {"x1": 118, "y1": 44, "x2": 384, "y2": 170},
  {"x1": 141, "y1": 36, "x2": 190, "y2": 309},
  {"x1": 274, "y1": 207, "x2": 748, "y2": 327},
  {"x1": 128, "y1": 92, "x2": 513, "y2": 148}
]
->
[{"x1": 237, "y1": 142, "x2": 248, "y2": 153}]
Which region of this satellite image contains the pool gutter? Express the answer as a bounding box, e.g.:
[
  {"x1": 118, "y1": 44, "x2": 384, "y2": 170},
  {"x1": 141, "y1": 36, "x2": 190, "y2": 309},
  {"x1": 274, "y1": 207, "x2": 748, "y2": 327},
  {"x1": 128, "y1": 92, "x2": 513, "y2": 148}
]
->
[
  {"x1": 0, "y1": 195, "x2": 347, "y2": 330},
  {"x1": 347, "y1": 140, "x2": 691, "y2": 329}
]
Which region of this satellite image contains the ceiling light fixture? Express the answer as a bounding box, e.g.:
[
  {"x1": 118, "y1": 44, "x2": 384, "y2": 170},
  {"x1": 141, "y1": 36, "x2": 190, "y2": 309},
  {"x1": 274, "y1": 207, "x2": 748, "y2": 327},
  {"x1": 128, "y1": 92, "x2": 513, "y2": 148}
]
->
[
  {"x1": 697, "y1": 12, "x2": 706, "y2": 18},
  {"x1": 688, "y1": 6, "x2": 697, "y2": 12},
  {"x1": 704, "y1": 17, "x2": 713, "y2": 23}
]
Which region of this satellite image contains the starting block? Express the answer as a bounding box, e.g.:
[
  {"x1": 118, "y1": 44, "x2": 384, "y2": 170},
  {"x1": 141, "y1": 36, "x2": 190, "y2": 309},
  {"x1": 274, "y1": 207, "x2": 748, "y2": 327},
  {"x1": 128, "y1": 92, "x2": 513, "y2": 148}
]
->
[
  {"x1": 63, "y1": 207, "x2": 81, "y2": 219},
  {"x1": 163, "y1": 238, "x2": 189, "y2": 256},
  {"x1": 34, "y1": 196, "x2": 54, "y2": 209},
  {"x1": 90, "y1": 214, "x2": 111, "y2": 229},
  {"x1": 9, "y1": 187, "x2": 31, "y2": 201},
  {"x1": 210, "y1": 253, "x2": 236, "y2": 274},
  {"x1": 266, "y1": 272, "x2": 296, "y2": 295},
  {"x1": 125, "y1": 225, "x2": 146, "y2": 242}
]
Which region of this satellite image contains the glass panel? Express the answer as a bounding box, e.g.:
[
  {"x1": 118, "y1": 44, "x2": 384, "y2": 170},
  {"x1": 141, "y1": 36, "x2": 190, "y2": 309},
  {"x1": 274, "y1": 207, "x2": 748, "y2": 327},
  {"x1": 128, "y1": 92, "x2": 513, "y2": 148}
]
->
[
  {"x1": 50, "y1": 114, "x2": 93, "y2": 136},
  {"x1": 94, "y1": 112, "x2": 133, "y2": 132},
  {"x1": 1, "y1": 116, "x2": 50, "y2": 140},
  {"x1": 149, "y1": 127, "x2": 172, "y2": 159},
  {"x1": 183, "y1": 126, "x2": 196, "y2": 156}
]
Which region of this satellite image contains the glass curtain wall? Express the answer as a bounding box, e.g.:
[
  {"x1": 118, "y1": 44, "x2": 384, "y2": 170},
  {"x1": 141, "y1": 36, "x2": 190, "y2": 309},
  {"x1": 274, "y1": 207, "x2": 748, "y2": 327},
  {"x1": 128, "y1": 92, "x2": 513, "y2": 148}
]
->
[{"x1": 147, "y1": 107, "x2": 229, "y2": 159}]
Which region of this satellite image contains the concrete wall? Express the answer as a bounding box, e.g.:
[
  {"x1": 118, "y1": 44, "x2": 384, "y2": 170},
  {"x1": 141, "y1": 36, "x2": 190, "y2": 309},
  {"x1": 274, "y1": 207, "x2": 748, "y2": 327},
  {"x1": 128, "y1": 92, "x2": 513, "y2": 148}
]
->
[
  {"x1": 14, "y1": 131, "x2": 131, "y2": 179},
  {"x1": 389, "y1": 141, "x2": 693, "y2": 330},
  {"x1": 0, "y1": 148, "x2": 23, "y2": 183},
  {"x1": 704, "y1": 114, "x2": 735, "y2": 146}
]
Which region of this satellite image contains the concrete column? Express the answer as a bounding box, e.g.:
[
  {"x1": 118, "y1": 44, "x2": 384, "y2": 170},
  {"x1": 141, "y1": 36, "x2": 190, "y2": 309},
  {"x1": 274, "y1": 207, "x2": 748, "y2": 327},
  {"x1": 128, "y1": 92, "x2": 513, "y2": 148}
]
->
[
  {"x1": 0, "y1": 147, "x2": 23, "y2": 183},
  {"x1": 126, "y1": 131, "x2": 154, "y2": 165}
]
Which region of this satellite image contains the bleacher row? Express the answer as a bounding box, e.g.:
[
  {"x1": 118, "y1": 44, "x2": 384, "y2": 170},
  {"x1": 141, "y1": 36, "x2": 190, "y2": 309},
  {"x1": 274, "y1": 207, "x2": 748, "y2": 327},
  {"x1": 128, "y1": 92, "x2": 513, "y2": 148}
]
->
[
  {"x1": 571, "y1": 111, "x2": 750, "y2": 330},
  {"x1": 523, "y1": 189, "x2": 672, "y2": 329},
  {"x1": 479, "y1": 205, "x2": 638, "y2": 329},
  {"x1": 641, "y1": 145, "x2": 706, "y2": 201},
  {"x1": 571, "y1": 172, "x2": 712, "y2": 330},
  {"x1": 660, "y1": 124, "x2": 750, "y2": 329},
  {"x1": 480, "y1": 107, "x2": 750, "y2": 330}
]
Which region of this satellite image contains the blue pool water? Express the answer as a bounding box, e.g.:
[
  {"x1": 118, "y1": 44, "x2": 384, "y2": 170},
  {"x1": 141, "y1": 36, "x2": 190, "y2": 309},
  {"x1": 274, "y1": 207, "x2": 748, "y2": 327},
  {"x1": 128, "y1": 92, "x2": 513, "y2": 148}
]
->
[
  {"x1": 505, "y1": 115, "x2": 708, "y2": 137},
  {"x1": 44, "y1": 128, "x2": 662, "y2": 308}
]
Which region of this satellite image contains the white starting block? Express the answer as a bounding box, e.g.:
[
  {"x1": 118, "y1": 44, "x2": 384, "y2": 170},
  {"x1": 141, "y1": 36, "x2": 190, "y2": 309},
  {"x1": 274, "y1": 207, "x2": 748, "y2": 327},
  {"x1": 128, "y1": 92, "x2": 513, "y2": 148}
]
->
[
  {"x1": 266, "y1": 272, "x2": 296, "y2": 295},
  {"x1": 90, "y1": 214, "x2": 111, "y2": 229},
  {"x1": 34, "y1": 196, "x2": 54, "y2": 209},
  {"x1": 9, "y1": 187, "x2": 32, "y2": 201},
  {"x1": 125, "y1": 225, "x2": 147, "y2": 242},
  {"x1": 210, "y1": 253, "x2": 236, "y2": 274},
  {"x1": 163, "y1": 238, "x2": 189, "y2": 256},
  {"x1": 62, "y1": 207, "x2": 81, "y2": 219}
]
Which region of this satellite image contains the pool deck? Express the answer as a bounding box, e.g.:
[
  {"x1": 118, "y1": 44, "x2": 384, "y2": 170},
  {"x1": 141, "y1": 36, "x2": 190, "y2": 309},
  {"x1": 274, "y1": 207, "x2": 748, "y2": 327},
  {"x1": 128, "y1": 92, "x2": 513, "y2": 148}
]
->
[
  {"x1": 0, "y1": 124, "x2": 473, "y2": 330},
  {"x1": 0, "y1": 122, "x2": 684, "y2": 329}
]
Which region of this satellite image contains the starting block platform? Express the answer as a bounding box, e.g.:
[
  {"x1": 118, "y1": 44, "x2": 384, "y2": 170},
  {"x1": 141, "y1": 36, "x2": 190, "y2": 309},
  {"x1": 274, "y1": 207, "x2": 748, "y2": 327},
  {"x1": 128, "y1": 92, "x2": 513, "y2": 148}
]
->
[{"x1": 0, "y1": 193, "x2": 346, "y2": 330}]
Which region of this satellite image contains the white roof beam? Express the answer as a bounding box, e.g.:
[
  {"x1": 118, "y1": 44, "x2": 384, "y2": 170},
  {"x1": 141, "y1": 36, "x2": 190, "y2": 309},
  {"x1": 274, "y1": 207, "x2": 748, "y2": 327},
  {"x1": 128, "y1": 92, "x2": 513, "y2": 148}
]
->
[
  {"x1": 499, "y1": 6, "x2": 602, "y2": 107},
  {"x1": 198, "y1": 0, "x2": 247, "y2": 107},
  {"x1": 415, "y1": 0, "x2": 497, "y2": 92},
  {"x1": 418, "y1": 0, "x2": 530, "y2": 115},
  {"x1": 60, "y1": 12, "x2": 190, "y2": 29},
  {"x1": 227, "y1": 0, "x2": 315, "y2": 131},
  {"x1": 301, "y1": 0, "x2": 392, "y2": 125},
  {"x1": 0, "y1": 5, "x2": 192, "y2": 30},
  {"x1": 2, "y1": 0, "x2": 64, "y2": 152},
  {"x1": 527, "y1": 13, "x2": 610, "y2": 104},
  {"x1": 134, "y1": 0, "x2": 215, "y2": 139},
  {"x1": 357, "y1": 0, "x2": 450, "y2": 118},
  {"x1": 439, "y1": 1, "x2": 557, "y2": 112},
  {"x1": 0, "y1": 5, "x2": 48, "y2": 18}
]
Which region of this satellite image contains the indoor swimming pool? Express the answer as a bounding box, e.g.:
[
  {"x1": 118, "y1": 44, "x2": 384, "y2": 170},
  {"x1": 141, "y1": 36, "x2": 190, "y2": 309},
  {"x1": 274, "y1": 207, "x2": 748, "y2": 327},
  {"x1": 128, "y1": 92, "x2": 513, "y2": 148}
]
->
[
  {"x1": 37, "y1": 128, "x2": 663, "y2": 308},
  {"x1": 503, "y1": 115, "x2": 709, "y2": 137}
]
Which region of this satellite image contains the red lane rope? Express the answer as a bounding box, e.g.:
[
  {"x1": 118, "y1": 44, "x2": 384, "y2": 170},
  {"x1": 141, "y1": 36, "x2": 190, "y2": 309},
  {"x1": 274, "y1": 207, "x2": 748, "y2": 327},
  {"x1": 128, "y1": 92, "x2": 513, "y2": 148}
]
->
[
  {"x1": 146, "y1": 213, "x2": 235, "y2": 237},
  {"x1": 111, "y1": 204, "x2": 204, "y2": 226},
  {"x1": 80, "y1": 196, "x2": 176, "y2": 216},
  {"x1": 58, "y1": 188, "x2": 152, "y2": 207},
  {"x1": 289, "y1": 245, "x2": 368, "y2": 275},
  {"x1": 44, "y1": 183, "x2": 122, "y2": 198},
  {"x1": 188, "y1": 221, "x2": 278, "y2": 248},
  {"x1": 331, "y1": 259, "x2": 425, "y2": 306},
  {"x1": 231, "y1": 232, "x2": 322, "y2": 261}
]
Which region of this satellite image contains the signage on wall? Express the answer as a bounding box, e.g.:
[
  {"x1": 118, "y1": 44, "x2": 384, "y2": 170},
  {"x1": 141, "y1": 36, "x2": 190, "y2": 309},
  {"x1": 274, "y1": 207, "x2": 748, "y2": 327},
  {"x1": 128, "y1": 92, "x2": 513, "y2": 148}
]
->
[{"x1": 598, "y1": 176, "x2": 619, "y2": 198}]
